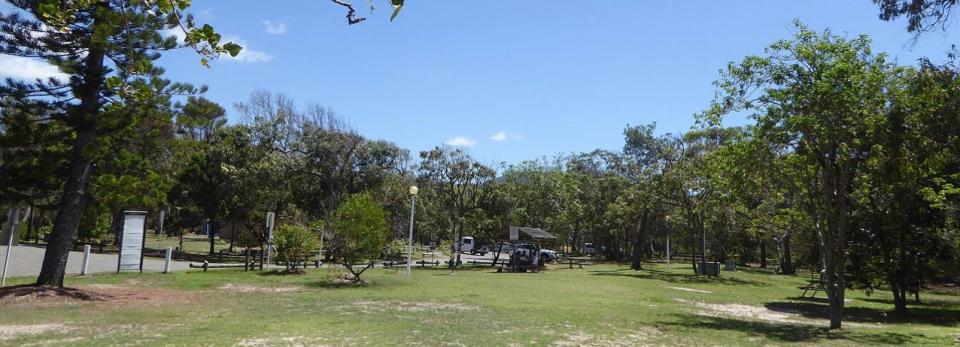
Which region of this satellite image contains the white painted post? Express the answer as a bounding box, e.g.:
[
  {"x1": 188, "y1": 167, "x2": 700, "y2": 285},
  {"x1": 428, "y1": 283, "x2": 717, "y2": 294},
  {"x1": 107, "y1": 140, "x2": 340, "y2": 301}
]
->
[
  {"x1": 81, "y1": 245, "x2": 91, "y2": 275},
  {"x1": 666, "y1": 234, "x2": 671, "y2": 269},
  {"x1": 2, "y1": 209, "x2": 20, "y2": 286},
  {"x1": 163, "y1": 246, "x2": 172, "y2": 273}
]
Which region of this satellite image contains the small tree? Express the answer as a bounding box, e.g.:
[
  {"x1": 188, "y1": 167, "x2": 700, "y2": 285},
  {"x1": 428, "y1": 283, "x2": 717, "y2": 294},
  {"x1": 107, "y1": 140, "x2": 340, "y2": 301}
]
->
[
  {"x1": 273, "y1": 224, "x2": 319, "y2": 273},
  {"x1": 333, "y1": 193, "x2": 388, "y2": 283}
]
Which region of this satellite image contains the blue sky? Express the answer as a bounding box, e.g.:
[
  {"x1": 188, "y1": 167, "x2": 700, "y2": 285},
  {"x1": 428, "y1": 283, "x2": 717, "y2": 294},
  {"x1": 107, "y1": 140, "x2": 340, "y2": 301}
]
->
[{"x1": 2, "y1": 1, "x2": 957, "y2": 165}]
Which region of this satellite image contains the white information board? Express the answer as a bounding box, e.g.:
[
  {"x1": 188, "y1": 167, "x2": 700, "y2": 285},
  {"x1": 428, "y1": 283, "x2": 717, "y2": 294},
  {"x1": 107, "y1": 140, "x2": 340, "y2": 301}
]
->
[{"x1": 118, "y1": 211, "x2": 147, "y2": 272}]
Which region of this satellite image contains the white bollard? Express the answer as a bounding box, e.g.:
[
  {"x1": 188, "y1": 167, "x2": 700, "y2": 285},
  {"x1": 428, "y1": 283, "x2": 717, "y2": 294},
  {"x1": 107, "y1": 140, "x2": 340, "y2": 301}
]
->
[
  {"x1": 81, "y1": 245, "x2": 91, "y2": 275},
  {"x1": 163, "y1": 246, "x2": 172, "y2": 273}
]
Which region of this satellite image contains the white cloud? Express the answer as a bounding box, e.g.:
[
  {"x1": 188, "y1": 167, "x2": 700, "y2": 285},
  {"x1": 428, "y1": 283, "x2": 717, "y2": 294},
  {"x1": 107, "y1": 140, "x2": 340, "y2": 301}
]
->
[
  {"x1": 0, "y1": 54, "x2": 68, "y2": 81},
  {"x1": 445, "y1": 136, "x2": 476, "y2": 147},
  {"x1": 197, "y1": 8, "x2": 217, "y2": 20},
  {"x1": 161, "y1": 26, "x2": 187, "y2": 44},
  {"x1": 489, "y1": 131, "x2": 523, "y2": 142},
  {"x1": 262, "y1": 20, "x2": 287, "y2": 35},
  {"x1": 222, "y1": 36, "x2": 274, "y2": 64},
  {"x1": 161, "y1": 30, "x2": 272, "y2": 64}
]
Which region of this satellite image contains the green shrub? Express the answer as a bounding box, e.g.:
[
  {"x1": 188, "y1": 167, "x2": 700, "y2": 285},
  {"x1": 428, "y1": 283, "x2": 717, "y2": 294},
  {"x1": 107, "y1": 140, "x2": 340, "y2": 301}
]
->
[
  {"x1": 387, "y1": 239, "x2": 407, "y2": 258},
  {"x1": 333, "y1": 192, "x2": 388, "y2": 282},
  {"x1": 273, "y1": 224, "x2": 319, "y2": 273}
]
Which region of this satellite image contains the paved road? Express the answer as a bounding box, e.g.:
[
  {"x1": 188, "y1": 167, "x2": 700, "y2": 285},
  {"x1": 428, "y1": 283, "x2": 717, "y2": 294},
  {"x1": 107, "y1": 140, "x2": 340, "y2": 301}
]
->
[{"x1": 0, "y1": 245, "x2": 191, "y2": 278}]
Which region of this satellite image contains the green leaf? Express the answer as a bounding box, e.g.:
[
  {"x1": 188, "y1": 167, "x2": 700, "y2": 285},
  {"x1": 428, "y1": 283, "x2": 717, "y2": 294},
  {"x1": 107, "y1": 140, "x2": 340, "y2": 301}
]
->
[{"x1": 223, "y1": 42, "x2": 242, "y2": 57}]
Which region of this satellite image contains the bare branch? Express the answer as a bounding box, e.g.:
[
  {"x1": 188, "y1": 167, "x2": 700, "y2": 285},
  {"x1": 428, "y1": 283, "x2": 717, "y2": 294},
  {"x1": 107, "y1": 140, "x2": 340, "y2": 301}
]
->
[{"x1": 330, "y1": 0, "x2": 367, "y2": 25}]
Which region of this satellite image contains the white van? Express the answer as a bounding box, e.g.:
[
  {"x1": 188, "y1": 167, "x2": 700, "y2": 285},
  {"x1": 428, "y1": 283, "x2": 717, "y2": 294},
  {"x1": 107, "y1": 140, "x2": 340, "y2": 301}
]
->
[{"x1": 457, "y1": 236, "x2": 475, "y2": 253}]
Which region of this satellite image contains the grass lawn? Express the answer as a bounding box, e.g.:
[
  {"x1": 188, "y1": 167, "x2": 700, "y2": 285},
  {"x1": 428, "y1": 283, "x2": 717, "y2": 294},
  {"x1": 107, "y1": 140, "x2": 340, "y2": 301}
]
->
[{"x1": 1, "y1": 263, "x2": 958, "y2": 346}]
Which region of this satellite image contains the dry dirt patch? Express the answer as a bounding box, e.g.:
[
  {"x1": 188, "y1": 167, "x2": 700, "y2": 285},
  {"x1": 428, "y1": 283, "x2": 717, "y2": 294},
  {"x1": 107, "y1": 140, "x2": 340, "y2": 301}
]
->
[
  {"x1": 342, "y1": 300, "x2": 480, "y2": 314},
  {"x1": 237, "y1": 335, "x2": 367, "y2": 346},
  {"x1": 675, "y1": 298, "x2": 879, "y2": 328},
  {"x1": 219, "y1": 283, "x2": 302, "y2": 293},
  {"x1": 551, "y1": 328, "x2": 661, "y2": 347},
  {"x1": 0, "y1": 323, "x2": 70, "y2": 341},
  {"x1": 0, "y1": 283, "x2": 194, "y2": 307}
]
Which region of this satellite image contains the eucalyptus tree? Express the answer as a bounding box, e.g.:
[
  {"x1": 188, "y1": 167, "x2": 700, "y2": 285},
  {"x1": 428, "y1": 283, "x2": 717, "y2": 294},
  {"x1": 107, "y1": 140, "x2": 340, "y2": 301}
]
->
[
  {"x1": 620, "y1": 123, "x2": 674, "y2": 269},
  {"x1": 704, "y1": 22, "x2": 896, "y2": 329},
  {"x1": 416, "y1": 146, "x2": 495, "y2": 268},
  {"x1": 566, "y1": 150, "x2": 629, "y2": 260},
  {"x1": 875, "y1": 0, "x2": 959, "y2": 35},
  {"x1": 498, "y1": 159, "x2": 582, "y2": 250},
  {"x1": 846, "y1": 59, "x2": 960, "y2": 313}
]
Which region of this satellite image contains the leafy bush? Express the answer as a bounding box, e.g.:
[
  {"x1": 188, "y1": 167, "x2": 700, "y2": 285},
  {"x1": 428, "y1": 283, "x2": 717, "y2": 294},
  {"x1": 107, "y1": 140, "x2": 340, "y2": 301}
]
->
[
  {"x1": 387, "y1": 239, "x2": 407, "y2": 258},
  {"x1": 273, "y1": 224, "x2": 319, "y2": 273},
  {"x1": 333, "y1": 192, "x2": 388, "y2": 282}
]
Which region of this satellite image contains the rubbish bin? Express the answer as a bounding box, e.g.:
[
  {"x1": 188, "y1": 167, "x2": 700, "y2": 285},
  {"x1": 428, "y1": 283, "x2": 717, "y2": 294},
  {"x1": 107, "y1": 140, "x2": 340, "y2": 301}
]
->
[
  {"x1": 695, "y1": 262, "x2": 721, "y2": 276},
  {"x1": 724, "y1": 260, "x2": 736, "y2": 271}
]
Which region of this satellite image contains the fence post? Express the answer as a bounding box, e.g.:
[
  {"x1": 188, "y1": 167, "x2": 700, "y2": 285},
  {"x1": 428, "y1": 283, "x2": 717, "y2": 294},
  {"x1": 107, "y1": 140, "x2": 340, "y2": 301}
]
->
[
  {"x1": 81, "y1": 245, "x2": 91, "y2": 275},
  {"x1": 163, "y1": 247, "x2": 172, "y2": 274}
]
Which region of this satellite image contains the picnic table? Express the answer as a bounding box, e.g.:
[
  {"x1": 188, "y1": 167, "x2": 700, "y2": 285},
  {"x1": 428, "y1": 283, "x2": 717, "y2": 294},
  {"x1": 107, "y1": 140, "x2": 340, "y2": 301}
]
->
[{"x1": 800, "y1": 269, "x2": 826, "y2": 298}]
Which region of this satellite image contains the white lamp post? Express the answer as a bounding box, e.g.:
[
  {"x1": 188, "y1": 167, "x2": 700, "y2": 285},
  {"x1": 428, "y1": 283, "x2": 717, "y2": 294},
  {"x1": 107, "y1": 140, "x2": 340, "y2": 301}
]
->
[{"x1": 406, "y1": 185, "x2": 418, "y2": 276}]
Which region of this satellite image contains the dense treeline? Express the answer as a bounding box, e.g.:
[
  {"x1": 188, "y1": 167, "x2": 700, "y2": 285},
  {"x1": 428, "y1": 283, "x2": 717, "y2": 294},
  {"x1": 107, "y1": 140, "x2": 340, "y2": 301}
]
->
[{"x1": 0, "y1": 1, "x2": 958, "y2": 330}]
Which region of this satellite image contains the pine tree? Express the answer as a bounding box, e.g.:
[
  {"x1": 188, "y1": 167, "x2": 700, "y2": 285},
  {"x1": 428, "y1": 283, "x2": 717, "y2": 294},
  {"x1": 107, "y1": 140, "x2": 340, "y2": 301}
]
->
[{"x1": 0, "y1": 0, "x2": 237, "y2": 287}]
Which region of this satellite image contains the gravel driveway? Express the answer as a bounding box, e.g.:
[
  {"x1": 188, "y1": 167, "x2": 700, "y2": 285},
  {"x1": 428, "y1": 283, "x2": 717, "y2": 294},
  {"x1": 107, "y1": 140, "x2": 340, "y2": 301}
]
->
[{"x1": 0, "y1": 245, "x2": 190, "y2": 278}]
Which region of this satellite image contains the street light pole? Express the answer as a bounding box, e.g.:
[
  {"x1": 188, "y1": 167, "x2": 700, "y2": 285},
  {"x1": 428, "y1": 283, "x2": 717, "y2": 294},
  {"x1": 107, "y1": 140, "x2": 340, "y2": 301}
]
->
[{"x1": 406, "y1": 186, "x2": 418, "y2": 276}]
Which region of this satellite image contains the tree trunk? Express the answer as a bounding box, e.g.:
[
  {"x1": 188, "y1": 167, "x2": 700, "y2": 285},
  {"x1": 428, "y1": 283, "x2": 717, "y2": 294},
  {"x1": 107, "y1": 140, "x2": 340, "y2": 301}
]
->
[
  {"x1": 208, "y1": 220, "x2": 216, "y2": 256},
  {"x1": 25, "y1": 206, "x2": 33, "y2": 243},
  {"x1": 781, "y1": 230, "x2": 794, "y2": 274},
  {"x1": 36, "y1": 126, "x2": 97, "y2": 287},
  {"x1": 229, "y1": 223, "x2": 237, "y2": 253},
  {"x1": 891, "y1": 280, "x2": 908, "y2": 314},
  {"x1": 35, "y1": 8, "x2": 108, "y2": 286},
  {"x1": 453, "y1": 218, "x2": 464, "y2": 268},
  {"x1": 700, "y1": 215, "x2": 707, "y2": 275},
  {"x1": 630, "y1": 210, "x2": 650, "y2": 270},
  {"x1": 759, "y1": 236, "x2": 767, "y2": 268}
]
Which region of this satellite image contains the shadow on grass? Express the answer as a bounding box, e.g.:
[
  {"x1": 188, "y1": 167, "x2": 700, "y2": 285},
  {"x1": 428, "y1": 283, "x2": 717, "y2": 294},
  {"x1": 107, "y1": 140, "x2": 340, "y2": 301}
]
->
[
  {"x1": 767, "y1": 299, "x2": 960, "y2": 326},
  {"x1": 589, "y1": 268, "x2": 769, "y2": 286},
  {"x1": 857, "y1": 296, "x2": 960, "y2": 308},
  {"x1": 256, "y1": 270, "x2": 308, "y2": 276},
  {"x1": 661, "y1": 313, "x2": 934, "y2": 345},
  {"x1": 304, "y1": 281, "x2": 373, "y2": 289}
]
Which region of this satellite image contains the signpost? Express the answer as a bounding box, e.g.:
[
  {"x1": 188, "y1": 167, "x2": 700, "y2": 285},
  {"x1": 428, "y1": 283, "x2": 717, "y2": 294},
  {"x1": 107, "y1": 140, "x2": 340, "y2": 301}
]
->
[
  {"x1": 2, "y1": 208, "x2": 20, "y2": 286},
  {"x1": 117, "y1": 211, "x2": 148, "y2": 273},
  {"x1": 265, "y1": 212, "x2": 275, "y2": 269}
]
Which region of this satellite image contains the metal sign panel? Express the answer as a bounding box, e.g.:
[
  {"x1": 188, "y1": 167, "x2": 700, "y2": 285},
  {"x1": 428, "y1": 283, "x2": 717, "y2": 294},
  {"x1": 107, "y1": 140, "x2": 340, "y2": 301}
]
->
[
  {"x1": 509, "y1": 226, "x2": 519, "y2": 241},
  {"x1": 118, "y1": 211, "x2": 148, "y2": 272}
]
